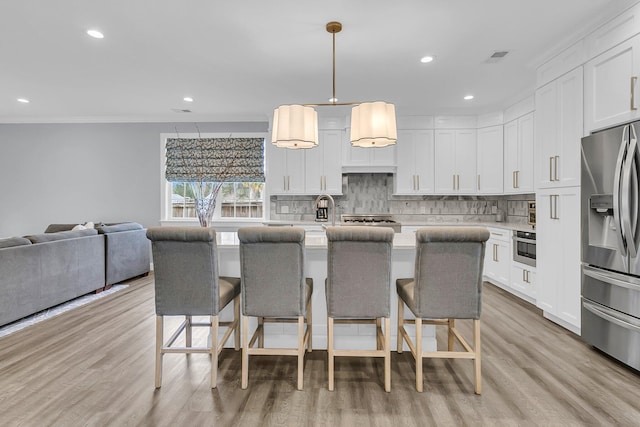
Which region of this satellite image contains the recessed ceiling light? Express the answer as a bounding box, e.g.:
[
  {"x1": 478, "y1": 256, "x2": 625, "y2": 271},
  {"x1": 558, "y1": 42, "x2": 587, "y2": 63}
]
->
[
  {"x1": 464, "y1": 95, "x2": 474, "y2": 100},
  {"x1": 420, "y1": 56, "x2": 434, "y2": 63},
  {"x1": 328, "y1": 97, "x2": 338, "y2": 103},
  {"x1": 17, "y1": 98, "x2": 29, "y2": 103},
  {"x1": 87, "y1": 29, "x2": 104, "y2": 39},
  {"x1": 183, "y1": 97, "x2": 194, "y2": 102}
]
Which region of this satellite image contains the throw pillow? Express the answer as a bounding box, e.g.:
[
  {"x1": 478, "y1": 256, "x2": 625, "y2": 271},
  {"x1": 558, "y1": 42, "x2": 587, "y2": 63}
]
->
[{"x1": 72, "y1": 224, "x2": 86, "y2": 231}]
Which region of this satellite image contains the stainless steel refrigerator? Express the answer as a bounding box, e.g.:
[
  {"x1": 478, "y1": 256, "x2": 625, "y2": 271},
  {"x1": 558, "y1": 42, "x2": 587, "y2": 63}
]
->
[{"x1": 581, "y1": 121, "x2": 640, "y2": 371}]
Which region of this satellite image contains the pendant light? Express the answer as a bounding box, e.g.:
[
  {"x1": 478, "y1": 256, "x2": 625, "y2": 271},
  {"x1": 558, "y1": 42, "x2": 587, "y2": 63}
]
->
[{"x1": 271, "y1": 22, "x2": 397, "y2": 149}]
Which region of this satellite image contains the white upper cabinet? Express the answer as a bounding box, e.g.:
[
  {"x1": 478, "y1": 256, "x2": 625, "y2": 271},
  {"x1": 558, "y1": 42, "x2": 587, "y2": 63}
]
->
[
  {"x1": 266, "y1": 142, "x2": 306, "y2": 195},
  {"x1": 535, "y1": 67, "x2": 583, "y2": 189},
  {"x1": 584, "y1": 34, "x2": 640, "y2": 133},
  {"x1": 503, "y1": 112, "x2": 535, "y2": 194},
  {"x1": 476, "y1": 125, "x2": 504, "y2": 194},
  {"x1": 434, "y1": 129, "x2": 477, "y2": 194},
  {"x1": 305, "y1": 129, "x2": 343, "y2": 195},
  {"x1": 342, "y1": 133, "x2": 396, "y2": 172},
  {"x1": 394, "y1": 129, "x2": 435, "y2": 194}
]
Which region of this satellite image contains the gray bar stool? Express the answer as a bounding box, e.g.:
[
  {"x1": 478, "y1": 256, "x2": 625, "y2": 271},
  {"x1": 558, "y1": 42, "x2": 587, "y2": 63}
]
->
[
  {"x1": 146, "y1": 226, "x2": 241, "y2": 389},
  {"x1": 238, "y1": 226, "x2": 313, "y2": 390},
  {"x1": 396, "y1": 227, "x2": 489, "y2": 394},
  {"x1": 325, "y1": 226, "x2": 394, "y2": 392}
]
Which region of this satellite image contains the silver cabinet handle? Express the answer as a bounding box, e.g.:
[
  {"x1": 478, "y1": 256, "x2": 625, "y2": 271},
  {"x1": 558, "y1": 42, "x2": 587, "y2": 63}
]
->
[
  {"x1": 477, "y1": 174, "x2": 480, "y2": 191},
  {"x1": 453, "y1": 174, "x2": 456, "y2": 191},
  {"x1": 284, "y1": 176, "x2": 287, "y2": 191},
  {"x1": 417, "y1": 175, "x2": 420, "y2": 191},
  {"x1": 632, "y1": 76, "x2": 638, "y2": 111},
  {"x1": 550, "y1": 194, "x2": 559, "y2": 219},
  {"x1": 522, "y1": 269, "x2": 526, "y2": 282},
  {"x1": 513, "y1": 170, "x2": 516, "y2": 189},
  {"x1": 554, "y1": 156, "x2": 559, "y2": 181},
  {"x1": 549, "y1": 157, "x2": 554, "y2": 182},
  {"x1": 457, "y1": 174, "x2": 460, "y2": 190},
  {"x1": 287, "y1": 176, "x2": 291, "y2": 191},
  {"x1": 412, "y1": 175, "x2": 416, "y2": 191},
  {"x1": 516, "y1": 170, "x2": 519, "y2": 188}
]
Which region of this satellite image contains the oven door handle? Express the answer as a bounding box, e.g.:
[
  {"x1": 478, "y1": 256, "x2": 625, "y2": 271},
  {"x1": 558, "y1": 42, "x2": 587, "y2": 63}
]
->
[{"x1": 513, "y1": 237, "x2": 536, "y2": 244}]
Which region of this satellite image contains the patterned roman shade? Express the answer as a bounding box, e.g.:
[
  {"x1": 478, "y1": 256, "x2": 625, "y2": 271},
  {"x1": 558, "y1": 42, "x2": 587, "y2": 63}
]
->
[{"x1": 165, "y1": 137, "x2": 265, "y2": 182}]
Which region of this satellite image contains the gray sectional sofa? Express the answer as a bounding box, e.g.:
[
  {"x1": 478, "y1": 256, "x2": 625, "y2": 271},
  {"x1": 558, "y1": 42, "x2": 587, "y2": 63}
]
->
[
  {"x1": 0, "y1": 222, "x2": 151, "y2": 327},
  {"x1": 45, "y1": 222, "x2": 151, "y2": 287},
  {"x1": 0, "y1": 229, "x2": 106, "y2": 326}
]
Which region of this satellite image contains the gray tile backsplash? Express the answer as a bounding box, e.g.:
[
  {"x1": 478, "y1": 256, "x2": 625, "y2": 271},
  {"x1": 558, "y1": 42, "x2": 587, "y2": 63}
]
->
[{"x1": 270, "y1": 173, "x2": 534, "y2": 224}]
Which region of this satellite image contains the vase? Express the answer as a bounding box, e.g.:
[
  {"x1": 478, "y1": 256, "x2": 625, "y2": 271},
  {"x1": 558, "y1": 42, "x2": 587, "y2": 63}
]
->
[{"x1": 194, "y1": 196, "x2": 216, "y2": 227}]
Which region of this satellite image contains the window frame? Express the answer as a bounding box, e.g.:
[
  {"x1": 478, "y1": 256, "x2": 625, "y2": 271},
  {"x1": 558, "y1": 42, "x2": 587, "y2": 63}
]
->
[{"x1": 159, "y1": 132, "x2": 267, "y2": 225}]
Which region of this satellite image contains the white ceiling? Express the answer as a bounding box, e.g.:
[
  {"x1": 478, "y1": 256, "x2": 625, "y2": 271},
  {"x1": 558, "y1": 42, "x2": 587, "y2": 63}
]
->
[{"x1": 0, "y1": 0, "x2": 633, "y2": 123}]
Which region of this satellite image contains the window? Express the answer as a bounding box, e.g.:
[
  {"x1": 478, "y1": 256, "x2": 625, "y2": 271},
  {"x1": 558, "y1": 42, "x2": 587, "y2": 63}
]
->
[
  {"x1": 169, "y1": 181, "x2": 264, "y2": 220},
  {"x1": 161, "y1": 133, "x2": 266, "y2": 222}
]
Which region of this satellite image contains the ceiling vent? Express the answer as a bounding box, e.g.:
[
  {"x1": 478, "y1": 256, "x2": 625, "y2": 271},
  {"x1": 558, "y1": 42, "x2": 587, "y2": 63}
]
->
[
  {"x1": 171, "y1": 108, "x2": 192, "y2": 113},
  {"x1": 485, "y1": 50, "x2": 509, "y2": 64}
]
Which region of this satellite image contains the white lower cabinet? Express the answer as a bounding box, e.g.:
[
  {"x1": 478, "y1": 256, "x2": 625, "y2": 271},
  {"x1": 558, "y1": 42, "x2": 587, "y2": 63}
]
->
[
  {"x1": 536, "y1": 187, "x2": 581, "y2": 333},
  {"x1": 483, "y1": 228, "x2": 510, "y2": 286},
  {"x1": 511, "y1": 262, "x2": 536, "y2": 301}
]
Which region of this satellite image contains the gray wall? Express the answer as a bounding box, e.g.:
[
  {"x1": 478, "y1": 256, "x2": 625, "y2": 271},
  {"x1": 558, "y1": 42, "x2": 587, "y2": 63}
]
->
[{"x1": 0, "y1": 121, "x2": 267, "y2": 238}]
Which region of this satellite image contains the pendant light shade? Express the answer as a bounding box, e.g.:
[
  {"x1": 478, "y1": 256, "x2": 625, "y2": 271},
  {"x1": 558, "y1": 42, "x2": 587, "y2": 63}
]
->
[
  {"x1": 271, "y1": 104, "x2": 319, "y2": 149},
  {"x1": 350, "y1": 101, "x2": 397, "y2": 147}
]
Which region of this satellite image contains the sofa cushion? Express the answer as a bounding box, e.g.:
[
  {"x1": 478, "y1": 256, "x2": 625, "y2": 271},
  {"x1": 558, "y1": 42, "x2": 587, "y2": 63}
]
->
[
  {"x1": 0, "y1": 237, "x2": 32, "y2": 249},
  {"x1": 44, "y1": 224, "x2": 77, "y2": 233},
  {"x1": 26, "y1": 229, "x2": 98, "y2": 243},
  {"x1": 97, "y1": 222, "x2": 143, "y2": 234}
]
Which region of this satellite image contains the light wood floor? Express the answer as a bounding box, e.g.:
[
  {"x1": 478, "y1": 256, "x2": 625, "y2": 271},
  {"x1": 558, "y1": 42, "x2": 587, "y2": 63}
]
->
[{"x1": 1, "y1": 274, "x2": 639, "y2": 426}]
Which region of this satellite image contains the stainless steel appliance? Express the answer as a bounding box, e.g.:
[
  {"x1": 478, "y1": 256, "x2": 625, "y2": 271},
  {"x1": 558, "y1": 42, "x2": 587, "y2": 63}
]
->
[
  {"x1": 528, "y1": 201, "x2": 536, "y2": 227},
  {"x1": 315, "y1": 199, "x2": 329, "y2": 222},
  {"x1": 513, "y1": 230, "x2": 536, "y2": 267},
  {"x1": 581, "y1": 121, "x2": 640, "y2": 371},
  {"x1": 340, "y1": 214, "x2": 402, "y2": 232}
]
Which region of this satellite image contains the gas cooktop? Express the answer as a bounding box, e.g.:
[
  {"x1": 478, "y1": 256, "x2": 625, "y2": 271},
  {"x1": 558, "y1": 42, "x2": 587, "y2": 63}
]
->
[{"x1": 340, "y1": 215, "x2": 402, "y2": 232}]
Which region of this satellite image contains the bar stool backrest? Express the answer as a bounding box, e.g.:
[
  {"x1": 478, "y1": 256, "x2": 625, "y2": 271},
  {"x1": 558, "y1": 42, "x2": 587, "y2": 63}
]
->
[{"x1": 413, "y1": 227, "x2": 489, "y2": 319}]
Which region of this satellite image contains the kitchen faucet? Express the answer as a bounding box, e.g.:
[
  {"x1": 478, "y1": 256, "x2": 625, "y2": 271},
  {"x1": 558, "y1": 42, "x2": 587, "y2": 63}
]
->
[{"x1": 314, "y1": 194, "x2": 336, "y2": 226}]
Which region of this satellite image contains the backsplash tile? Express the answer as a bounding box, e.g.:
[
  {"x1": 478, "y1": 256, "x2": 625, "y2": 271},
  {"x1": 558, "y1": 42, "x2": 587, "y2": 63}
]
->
[{"x1": 270, "y1": 173, "x2": 534, "y2": 224}]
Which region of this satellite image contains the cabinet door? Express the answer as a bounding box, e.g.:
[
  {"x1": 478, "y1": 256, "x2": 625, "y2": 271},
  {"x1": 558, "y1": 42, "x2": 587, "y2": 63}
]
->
[
  {"x1": 305, "y1": 141, "x2": 324, "y2": 194},
  {"x1": 394, "y1": 130, "x2": 417, "y2": 194},
  {"x1": 511, "y1": 263, "x2": 536, "y2": 300},
  {"x1": 536, "y1": 81, "x2": 559, "y2": 189},
  {"x1": 517, "y1": 113, "x2": 535, "y2": 193},
  {"x1": 455, "y1": 129, "x2": 477, "y2": 194},
  {"x1": 556, "y1": 68, "x2": 583, "y2": 188},
  {"x1": 536, "y1": 191, "x2": 559, "y2": 314},
  {"x1": 266, "y1": 142, "x2": 288, "y2": 195},
  {"x1": 321, "y1": 130, "x2": 343, "y2": 194},
  {"x1": 536, "y1": 68, "x2": 583, "y2": 190},
  {"x1": 484, "y1": 238, "x2": 510, "y2": 285},
  {"x1": 536, "y1": 187, "x2": 581, "y2": 330},
  {"x1": 304, "y1": 130, "x2": 342, "y2": 195},
  {"x1": 414, "y1": 130, "x2": 435, "y2": 193},
  {"x1": 504, "y1": 120, "x2": 519, "y2": 193},
  {"x1": 434, "y1": 130, "x2": 457, "y2": 193},
  {"x1": 477, "y1": 126, "x2": 503, "y2": 194},
  {"x1": 584, "y1": 35, "x2": 640, "y2": 133},
  {"x1": 370, "y1": 145, "x2": 396, "y2": 165},
  {"x1": 285, "y1": 149, "x2": 306, "y2": 194}
]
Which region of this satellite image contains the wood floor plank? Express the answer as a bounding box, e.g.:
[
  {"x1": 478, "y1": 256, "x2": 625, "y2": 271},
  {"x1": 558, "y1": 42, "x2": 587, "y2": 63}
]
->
[{"x1": 1, "y1": 275, "x2": 639, "y2": 426}]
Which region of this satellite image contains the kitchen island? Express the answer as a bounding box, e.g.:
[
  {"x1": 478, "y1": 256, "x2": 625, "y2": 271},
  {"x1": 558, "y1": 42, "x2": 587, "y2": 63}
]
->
[{"x1": 214, "y1": 230, "x2": 438, "y2": 351}]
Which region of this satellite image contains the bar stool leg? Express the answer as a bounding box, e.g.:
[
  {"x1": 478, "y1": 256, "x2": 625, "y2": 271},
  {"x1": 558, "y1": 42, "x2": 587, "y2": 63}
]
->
[
  {"x1": 211, "y1": 315, "x2": 218, "y2": 388},
  {"x1": 384, "y1": 317, "x2": 391, "y2": 392},
  {"x1": 397, "y1": 298, "x2": 404, "y2": 353},
  {"x1": 241, "y1": 315, "x2": 249, "y2": 389},
  {"x1": 474, "y1": 319, "x2": 482, "y2": 395},
  {"x1": 328, "y1": 317, "x2": 334, "y2": 391},
  {"x1": 297, "y1": 316, "x2": 304, "y2": 390},
  {"x1": 415, "y1": 317, "x2": 423, "y2": 392},
  {"x1": 155, "y1": 316, "x2": 163, "y2": 388}
]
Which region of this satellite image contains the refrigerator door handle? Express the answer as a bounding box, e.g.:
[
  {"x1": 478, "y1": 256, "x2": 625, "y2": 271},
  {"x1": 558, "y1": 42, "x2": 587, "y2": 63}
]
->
[
  {"x1": 622, "y1": 124, "x2": 640, "y2": 257},
  {"x1": 583, "y1": 299, "x2": 640, "y2": 333},
  {"x1": 613, "y1": 125, "x2": 630, "y2": 256},
  {"x1": 583, "y1": 265, "x2": 640, "y2": 292}
]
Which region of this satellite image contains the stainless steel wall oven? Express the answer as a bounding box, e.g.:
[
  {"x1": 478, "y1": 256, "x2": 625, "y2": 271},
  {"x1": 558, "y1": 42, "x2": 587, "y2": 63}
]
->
[{"x1": 513, "y1": 230, "x2": 536, "y2": 267}]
